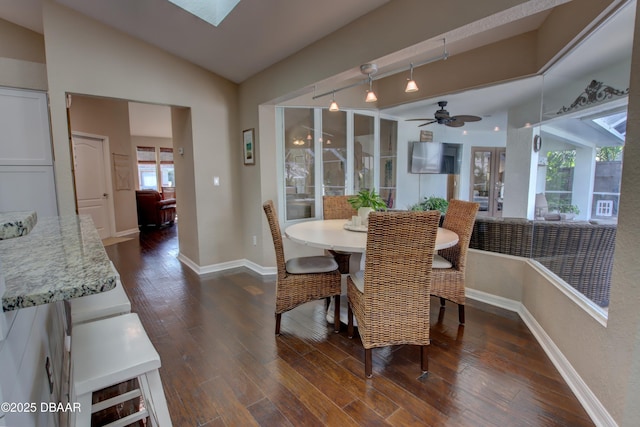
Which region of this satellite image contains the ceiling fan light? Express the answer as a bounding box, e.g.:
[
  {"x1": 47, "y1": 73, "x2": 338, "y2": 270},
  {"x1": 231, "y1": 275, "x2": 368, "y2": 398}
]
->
[
  {"x1": 365, "y1": 90, "x2": 377, "y2": 103},
  {"x1": 405, "y1": 79, "x2": 419, "y2": 92}
]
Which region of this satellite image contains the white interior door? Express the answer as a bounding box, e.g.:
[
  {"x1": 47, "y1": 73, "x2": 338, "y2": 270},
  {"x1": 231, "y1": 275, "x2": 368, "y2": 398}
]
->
[{"x1": 72, "y1": 134, "x2": 113, "y2": 239}]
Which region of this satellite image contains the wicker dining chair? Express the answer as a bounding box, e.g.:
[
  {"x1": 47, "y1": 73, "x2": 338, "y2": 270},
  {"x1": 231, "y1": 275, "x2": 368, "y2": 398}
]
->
[
  {"x1": 322, "y1": 195, "x2": 358, "y2": 274},
  {"x1": 431, "y1": 199, "x2": 480, "y2": 324},
  {"x1": 347, "y1": 210, "x2": 440, "y2": 378},
  {"x1": 263, "y1": 200, "x2": 342, "y2": 335}
]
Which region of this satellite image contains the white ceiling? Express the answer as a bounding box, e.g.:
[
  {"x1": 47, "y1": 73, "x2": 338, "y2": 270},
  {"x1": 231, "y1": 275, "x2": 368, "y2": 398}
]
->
[{"x1": 0, "y1": 0, "x2": 389, "y2": 83}]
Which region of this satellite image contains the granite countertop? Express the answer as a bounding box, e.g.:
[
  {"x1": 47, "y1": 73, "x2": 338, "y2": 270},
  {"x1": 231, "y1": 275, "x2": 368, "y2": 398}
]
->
[
  {"x1": 0, "y1": 211, "x2": 38, "y2": 240},
  {"x1": 0, "y1": 215, "x2": 117, "y2": 311}
]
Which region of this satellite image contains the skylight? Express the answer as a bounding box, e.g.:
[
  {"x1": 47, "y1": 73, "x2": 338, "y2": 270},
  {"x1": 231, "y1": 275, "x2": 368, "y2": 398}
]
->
[
  {"x1": 167, "y1": 0, "x2": 240, "y2": 27},
  {"x1": 592, "y1": 111, "x2": 627, "y2": 141}
]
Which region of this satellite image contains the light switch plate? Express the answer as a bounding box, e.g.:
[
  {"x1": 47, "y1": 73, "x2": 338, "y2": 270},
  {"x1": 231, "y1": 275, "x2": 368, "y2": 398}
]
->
[{"x1": 213, "y1": 177, "x2": 220, "y2": 186}]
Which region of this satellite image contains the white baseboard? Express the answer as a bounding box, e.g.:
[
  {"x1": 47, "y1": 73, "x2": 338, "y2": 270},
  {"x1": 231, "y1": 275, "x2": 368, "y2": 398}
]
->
[
  {"x1": 466, "y1": 289, "x2": 617, "y2": 427},
  {"x1": 114, "y1": 228, "x2": 139, "y2": 238},
  {"x1": 177, "y1": 254, "x2": 276, "y2": 276}
]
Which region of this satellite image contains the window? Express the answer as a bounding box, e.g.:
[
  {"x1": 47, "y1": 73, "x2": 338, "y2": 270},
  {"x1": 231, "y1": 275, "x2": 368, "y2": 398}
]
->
[
  {"x1": 544, "y1": 150, "x2": 576, "y2": 213},
  {"x1": 284, "y1": 108, "x2": 316, "y2": 221},
  {"x1": 159, "y1": 148, "x2": 175, "y2": 187},
  {"x1": 593, "y1": 145, "x2": 623, "y2": 219},
  {"x1": 353, "y1": 113, "x2": 375, "y2": 193},
  {"x1": 379, "y1": 119, "x2": 397, "y2": 208},
  {"x1": 322, "y1": 109, "x2": 347, "y2": 196},
  {"x1": 136, "y1": 146, "x2": 158, "y2": 190},
  {"x1": 136, "y1": 146, "x2": 175, "y2": 191},
  {"x1": 279, "y1": 107, "x2": 397, "y2": 223}
]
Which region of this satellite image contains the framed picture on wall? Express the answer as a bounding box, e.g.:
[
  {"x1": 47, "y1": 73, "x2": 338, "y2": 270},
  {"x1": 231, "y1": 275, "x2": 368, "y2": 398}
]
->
[{"x1": 243, "y1": 128, "x2": 255, "y2": 165}]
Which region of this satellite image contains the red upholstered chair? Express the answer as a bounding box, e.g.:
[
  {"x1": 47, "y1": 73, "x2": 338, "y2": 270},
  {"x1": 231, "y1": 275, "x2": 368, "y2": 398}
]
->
[{"x1": 135, "y1": 190, "x2": 176, "y2": 227}]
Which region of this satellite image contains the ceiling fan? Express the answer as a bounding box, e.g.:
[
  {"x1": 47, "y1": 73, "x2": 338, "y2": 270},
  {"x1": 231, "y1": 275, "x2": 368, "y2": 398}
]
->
[{"x1": 407, "y1": 100, "x2": 482, "y2": 127}]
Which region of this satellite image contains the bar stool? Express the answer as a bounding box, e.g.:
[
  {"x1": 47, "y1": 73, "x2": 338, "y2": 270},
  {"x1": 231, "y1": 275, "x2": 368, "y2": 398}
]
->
[
  {"x1": 69, "y1": 313, "x2": 172, "y2": 426},
  {"x1": 66, "y1": 262, "x2": 131, "y2": 330}
]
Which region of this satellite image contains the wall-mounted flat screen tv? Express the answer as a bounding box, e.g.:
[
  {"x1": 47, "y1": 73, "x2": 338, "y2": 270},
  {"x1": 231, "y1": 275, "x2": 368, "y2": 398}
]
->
[{"x1": 409, "y1": 142, "x2": 461, "y2": 174}]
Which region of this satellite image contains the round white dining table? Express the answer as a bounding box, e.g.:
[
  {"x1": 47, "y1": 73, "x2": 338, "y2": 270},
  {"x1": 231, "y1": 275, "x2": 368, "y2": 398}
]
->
[
  {"x1": 285, "y1": 219, "x2": 459, "y2": 253},
  {"x1": 284, "y1": 219, "x2": 460, "y2": 326}
]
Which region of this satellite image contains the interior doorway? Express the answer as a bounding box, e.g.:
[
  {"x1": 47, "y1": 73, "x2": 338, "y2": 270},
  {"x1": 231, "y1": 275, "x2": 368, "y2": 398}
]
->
[{"x1": 71, "y1": 132, "x2": 115, "y2": 238}]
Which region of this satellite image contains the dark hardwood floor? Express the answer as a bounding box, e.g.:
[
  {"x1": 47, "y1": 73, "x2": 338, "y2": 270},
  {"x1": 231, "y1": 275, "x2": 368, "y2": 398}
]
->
[{"x1": 105, "y1": 225, "x2": 594, "y2": 426}]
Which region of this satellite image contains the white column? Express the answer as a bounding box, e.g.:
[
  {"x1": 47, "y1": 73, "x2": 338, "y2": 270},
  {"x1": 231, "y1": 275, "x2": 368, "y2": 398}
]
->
[
  {"x1": 573, "y1": 145, "x2": 596, "y2": 220},
  {"x1": 503, "y1": 125, "x2": 538, "y2": 218}
]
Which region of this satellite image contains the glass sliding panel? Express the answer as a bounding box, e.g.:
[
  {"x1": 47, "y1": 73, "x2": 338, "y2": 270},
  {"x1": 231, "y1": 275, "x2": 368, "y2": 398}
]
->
[
  {"x1": 379, "y1": 118, "x2": 397, "y2": 208},
  {"x1": 353, "y1": 113, "x2": 375, "y2": 193},
  {"x1": 470, "y1": 148, "x2": 492, "y2": 216},
  {"x1": 322, "y1": 109, "x2": 347, "y2": 196},
  {"x1": 284, "y1": 108, "x2": 316, "y2": 221},
  {"x1": 544, "y1": 150, "x2": 575, "y2": 213}
]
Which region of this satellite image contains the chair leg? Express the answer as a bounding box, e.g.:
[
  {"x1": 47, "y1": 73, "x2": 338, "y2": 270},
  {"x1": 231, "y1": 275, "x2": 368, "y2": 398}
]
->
[
  {"x1": 333, "y1": 295, "x2": 340, "y2": 333},
  {"x1": 440, "y1": 297, "x2": 446, "y2": 307},
  {"x1": 365, "y1": 349, "x2": 373, "y2": 378},
  {"x1": 325, "y1": 297, "x2": 330, "y2": 309},
  {"x1": 420, "y1": 345, "x2": 429, "y2": 373},
  {"x1": 458, "y1": 304, "x2": 465, "y2": 324},
  {"x1": 275, "y1": 313, "x2": 281, "y2": 335},
  {"x1": 347, "y1": 304, "x2": 354, "y2": 338}
]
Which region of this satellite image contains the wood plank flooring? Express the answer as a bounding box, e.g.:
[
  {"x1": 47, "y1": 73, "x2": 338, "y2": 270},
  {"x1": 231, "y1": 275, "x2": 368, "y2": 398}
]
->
[{"x1": 105, "y1": 225, "x2": 594, "y2": 426}]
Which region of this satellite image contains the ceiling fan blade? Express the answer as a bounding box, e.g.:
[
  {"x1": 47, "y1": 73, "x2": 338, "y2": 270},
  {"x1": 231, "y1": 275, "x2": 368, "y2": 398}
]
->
[
  {"x1": 453, "y1": 115, "x2": 482, "y2": 122},
  {"x1": 406, "y1": 118, "x2": 432, "y2": 121},
  {"x1": 418, "y1": 121, "x2": 437, "y2": 127},
  {"x1": 446, "y1": 120, "x2": 465, "y2": 128}
]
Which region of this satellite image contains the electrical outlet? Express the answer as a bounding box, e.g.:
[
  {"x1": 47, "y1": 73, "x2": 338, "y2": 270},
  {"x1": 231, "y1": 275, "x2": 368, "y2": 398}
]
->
[{"x1": 252, "y1": 235, "x2": 257, "y2": 246}]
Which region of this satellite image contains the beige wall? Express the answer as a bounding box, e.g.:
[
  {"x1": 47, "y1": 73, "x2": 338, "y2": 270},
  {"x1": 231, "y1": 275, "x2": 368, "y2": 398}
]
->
[
  {"x1": 42, "y1": 0, "x2": 241, "y2": 267},
  {"x1": 0, "y1": 18, "x2": 47, "y2": 90},
  {"x1": 69, "y1": 96, "x2": 138, "y2": 233}
]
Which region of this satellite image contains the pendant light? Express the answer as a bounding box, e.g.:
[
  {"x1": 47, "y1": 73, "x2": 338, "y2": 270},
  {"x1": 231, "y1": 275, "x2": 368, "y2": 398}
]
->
[
  {"x1": 365, "y1": 75, "x2": 377, "y2": 103},
  {"x1": 329, "y1": 91, "x2": 339, "y2": 111},
  {"x1": 405, "y1": 63, "x2": 419, "y2": 93}
]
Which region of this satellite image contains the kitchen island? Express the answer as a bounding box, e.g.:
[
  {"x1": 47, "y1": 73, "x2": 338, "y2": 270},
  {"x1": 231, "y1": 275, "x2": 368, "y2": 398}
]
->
[{"x1": 1, "y1": 215, "x2": 116, "y2": 312}]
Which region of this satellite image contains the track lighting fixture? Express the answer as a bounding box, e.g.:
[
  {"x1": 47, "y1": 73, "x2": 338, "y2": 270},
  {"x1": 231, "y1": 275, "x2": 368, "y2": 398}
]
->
[
  {"x1": 405, "y1": 63, "x2": 419, "y2": 93},
  {"x1": 311, "y1": 38, "x2": 448, "y2": 107}
]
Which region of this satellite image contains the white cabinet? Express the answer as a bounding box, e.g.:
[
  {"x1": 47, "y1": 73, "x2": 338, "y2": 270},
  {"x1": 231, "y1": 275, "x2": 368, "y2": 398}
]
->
[{"x1": 0, "y1": 87, "x2": 58, "y2": 218}]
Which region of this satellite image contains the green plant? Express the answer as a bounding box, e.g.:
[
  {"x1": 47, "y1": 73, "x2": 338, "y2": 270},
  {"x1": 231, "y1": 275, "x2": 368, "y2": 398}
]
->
[
  {"x1": 409, "y1": 196, "x2": 449, "y2": 214},
  {"x1": 348, "y1": 189, "x2": 387, "y2": 211},
  {"x1": 559, "y1": 204, "x2": 580, "y2": 214}
]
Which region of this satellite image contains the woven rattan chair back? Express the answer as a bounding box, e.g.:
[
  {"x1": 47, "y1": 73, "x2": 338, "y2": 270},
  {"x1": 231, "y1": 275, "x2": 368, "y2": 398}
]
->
[
  {"x1": 432, "y1": 199, "x2": 479, "y2": 324},
  {"x1": 263, "y1": 200, "x2": 342, "y2": 335},
  {"x1": 439, "y1": 200, "x2": 480, "y2": 271},
  {"x1": 262, "y1": 200, "x2": 287, "y2": 280},
  {"x1": 323, "y1": 195, "x2": 357, "y2": 219},
  {"x1": 322, "y1": 195, "x2": 357, "y2": 274},
  {"x1": 347, "y1": 210, "x2": 440, "y2": 377}
]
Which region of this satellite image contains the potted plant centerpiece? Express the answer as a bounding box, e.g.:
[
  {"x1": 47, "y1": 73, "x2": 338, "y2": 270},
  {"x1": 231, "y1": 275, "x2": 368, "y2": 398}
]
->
[{"x1": 348, "y1": 189, "x2": 387, "y2": 223}]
